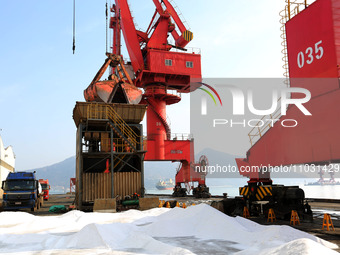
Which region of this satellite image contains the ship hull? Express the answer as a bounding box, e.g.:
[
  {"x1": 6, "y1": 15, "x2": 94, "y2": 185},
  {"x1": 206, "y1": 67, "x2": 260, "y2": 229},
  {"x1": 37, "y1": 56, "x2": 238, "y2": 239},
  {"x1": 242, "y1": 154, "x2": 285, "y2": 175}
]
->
[{"x1": 156, "y1": 185, "x2": 174, "y2": 190}]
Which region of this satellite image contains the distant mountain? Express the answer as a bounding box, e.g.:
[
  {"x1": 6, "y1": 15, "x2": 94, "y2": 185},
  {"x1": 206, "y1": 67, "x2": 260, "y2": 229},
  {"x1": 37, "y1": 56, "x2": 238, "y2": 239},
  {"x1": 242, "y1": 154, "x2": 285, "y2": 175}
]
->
[
  {"x1": 25, "y1": 156, "x2": 76, "y2": 192},
  {"x1": 23, "y1": 156, "x2": 178, "y2": 191},
  {"x1": 196, "y1": 147, "x2": 242, "y2": 178}
]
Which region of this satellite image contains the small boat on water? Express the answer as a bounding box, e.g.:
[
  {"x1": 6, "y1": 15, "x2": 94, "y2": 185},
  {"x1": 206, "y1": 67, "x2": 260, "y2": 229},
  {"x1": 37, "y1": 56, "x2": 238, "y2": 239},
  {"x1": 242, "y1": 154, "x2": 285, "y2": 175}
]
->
[
  {"x1": 306, "y1": 179, "x2": 340, "y2": 186},
  {"x1": 155, "y1": 179, "x2": 175, "y2": 190},
  {"x1": 305, "y1": 170, "x2": 340, "y2": 186}
]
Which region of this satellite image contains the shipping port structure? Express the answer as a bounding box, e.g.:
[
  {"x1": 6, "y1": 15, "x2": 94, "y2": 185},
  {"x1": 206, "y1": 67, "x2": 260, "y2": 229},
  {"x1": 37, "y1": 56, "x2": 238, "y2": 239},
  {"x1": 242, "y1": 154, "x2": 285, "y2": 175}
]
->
[
  {"x1": 72, "y1": 0, "x2": 340, "y2": 214},
  {"x1": 75, "y1": 0, "x2": 210, "y2": 211}
]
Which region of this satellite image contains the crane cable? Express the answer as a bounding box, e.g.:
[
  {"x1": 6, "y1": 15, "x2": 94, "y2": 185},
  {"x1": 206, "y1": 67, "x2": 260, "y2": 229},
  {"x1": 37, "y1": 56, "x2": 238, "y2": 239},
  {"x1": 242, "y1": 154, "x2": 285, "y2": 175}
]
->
[
  {"x1": 106, "y1": 1, "x2": 108, "y2": 53},
  {"x1": 72, "y1": 0, "x2": 76, "y2": 54}
]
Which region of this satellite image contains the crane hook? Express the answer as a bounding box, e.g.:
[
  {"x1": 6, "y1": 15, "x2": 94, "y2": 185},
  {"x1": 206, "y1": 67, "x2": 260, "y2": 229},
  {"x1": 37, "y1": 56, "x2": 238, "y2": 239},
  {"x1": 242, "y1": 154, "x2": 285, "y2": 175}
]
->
[{"x1": 73, "y1": 0, "x2": 76, "y2": 54}]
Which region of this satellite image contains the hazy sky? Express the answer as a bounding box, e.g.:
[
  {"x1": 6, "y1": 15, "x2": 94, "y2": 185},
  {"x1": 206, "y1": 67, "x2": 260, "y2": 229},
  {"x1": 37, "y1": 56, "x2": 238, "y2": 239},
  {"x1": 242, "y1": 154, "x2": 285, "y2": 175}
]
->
[{"x1": 0, "y1": 0, "x2": 289, "y2": 170}]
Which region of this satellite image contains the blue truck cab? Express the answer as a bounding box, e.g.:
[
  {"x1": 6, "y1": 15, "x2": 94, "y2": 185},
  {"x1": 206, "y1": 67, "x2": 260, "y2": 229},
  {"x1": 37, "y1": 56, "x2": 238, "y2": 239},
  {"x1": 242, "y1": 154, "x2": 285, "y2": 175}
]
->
[{"x1": 2, "y1": 172, "x2": 43, "y2": 211}]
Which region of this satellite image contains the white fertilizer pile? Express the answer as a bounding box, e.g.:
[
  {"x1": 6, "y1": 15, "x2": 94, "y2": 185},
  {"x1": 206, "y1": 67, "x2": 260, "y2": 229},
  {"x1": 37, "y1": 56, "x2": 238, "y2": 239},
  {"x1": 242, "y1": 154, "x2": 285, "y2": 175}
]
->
[{"x1": 0, "y1": 204, "x2": 338, "y2": 254}]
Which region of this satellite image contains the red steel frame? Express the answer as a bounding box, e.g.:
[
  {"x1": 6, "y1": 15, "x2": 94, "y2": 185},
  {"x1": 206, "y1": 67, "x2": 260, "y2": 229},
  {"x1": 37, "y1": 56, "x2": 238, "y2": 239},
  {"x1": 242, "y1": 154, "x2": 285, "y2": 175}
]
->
[{"x1": 110, "y1": 1, "x2": 207, "y2": 192}]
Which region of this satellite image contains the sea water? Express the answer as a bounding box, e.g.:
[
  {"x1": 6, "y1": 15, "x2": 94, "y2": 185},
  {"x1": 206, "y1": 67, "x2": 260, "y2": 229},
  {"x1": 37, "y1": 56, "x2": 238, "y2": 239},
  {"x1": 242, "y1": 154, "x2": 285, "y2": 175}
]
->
[{"x1": 146, "y1": 178, "x2": 340, "y2": 199}]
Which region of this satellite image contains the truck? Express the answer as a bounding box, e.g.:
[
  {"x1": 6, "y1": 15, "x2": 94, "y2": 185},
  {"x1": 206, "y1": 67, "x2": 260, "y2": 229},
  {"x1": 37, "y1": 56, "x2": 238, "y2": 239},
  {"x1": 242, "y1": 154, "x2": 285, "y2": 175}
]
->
[
  {"x1": 2, "y1": 172, "x2": 44, "y2": 211},
  {"x1": 39, "y1": 179, "x2": 50, "y2": 200}
]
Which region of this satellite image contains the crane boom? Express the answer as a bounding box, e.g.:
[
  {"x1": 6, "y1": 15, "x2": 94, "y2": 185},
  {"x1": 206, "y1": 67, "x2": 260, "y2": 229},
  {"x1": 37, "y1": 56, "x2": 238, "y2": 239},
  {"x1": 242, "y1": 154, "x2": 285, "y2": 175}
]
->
[
  {"x1": 114, "y1": 0, "x2": 144, "y2": 73},
  {"x1": 161, "y1": 0, "x2": 193, "y2": 48},
  {"x1": 113, "y1": 0, "x2": 201, "y2": 91}
]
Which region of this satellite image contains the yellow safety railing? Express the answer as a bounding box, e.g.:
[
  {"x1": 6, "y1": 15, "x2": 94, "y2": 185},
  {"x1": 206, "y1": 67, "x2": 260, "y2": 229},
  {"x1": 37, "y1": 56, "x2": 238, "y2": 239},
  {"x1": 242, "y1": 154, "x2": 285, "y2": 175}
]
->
[
  {"x1": 83, "y1": 137, "x2": 134, "y2": 153},
  {"x1": 106, "y1": 107, "x2": 139, "y2": 148},
  {"x1": 279, "y1": 0, "x2": 310, "y2": 87},
  {"x1": 85, "y1": 104, "x2": 141, "y2": 150}
]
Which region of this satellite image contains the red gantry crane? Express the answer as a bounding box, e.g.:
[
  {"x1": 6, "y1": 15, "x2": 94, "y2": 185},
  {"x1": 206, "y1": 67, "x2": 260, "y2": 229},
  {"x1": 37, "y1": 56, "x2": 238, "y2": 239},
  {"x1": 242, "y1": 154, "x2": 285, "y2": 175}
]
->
[{"x1": 84, "y1": 0, "x2": 210, "y2": 197}]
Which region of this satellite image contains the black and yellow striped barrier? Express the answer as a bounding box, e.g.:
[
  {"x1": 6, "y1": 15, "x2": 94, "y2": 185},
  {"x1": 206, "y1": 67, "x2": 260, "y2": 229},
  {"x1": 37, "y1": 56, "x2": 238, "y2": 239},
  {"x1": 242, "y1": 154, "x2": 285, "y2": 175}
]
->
[
  {"x1": 239, "y1": 186, "x2": 249, "y2": 197},
  {"x1": 239, "y1": 185, "x2": 273, "y2": 201},
  {"x1": 255, "y1": 186, "x2": 272, "y2": 201}
]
